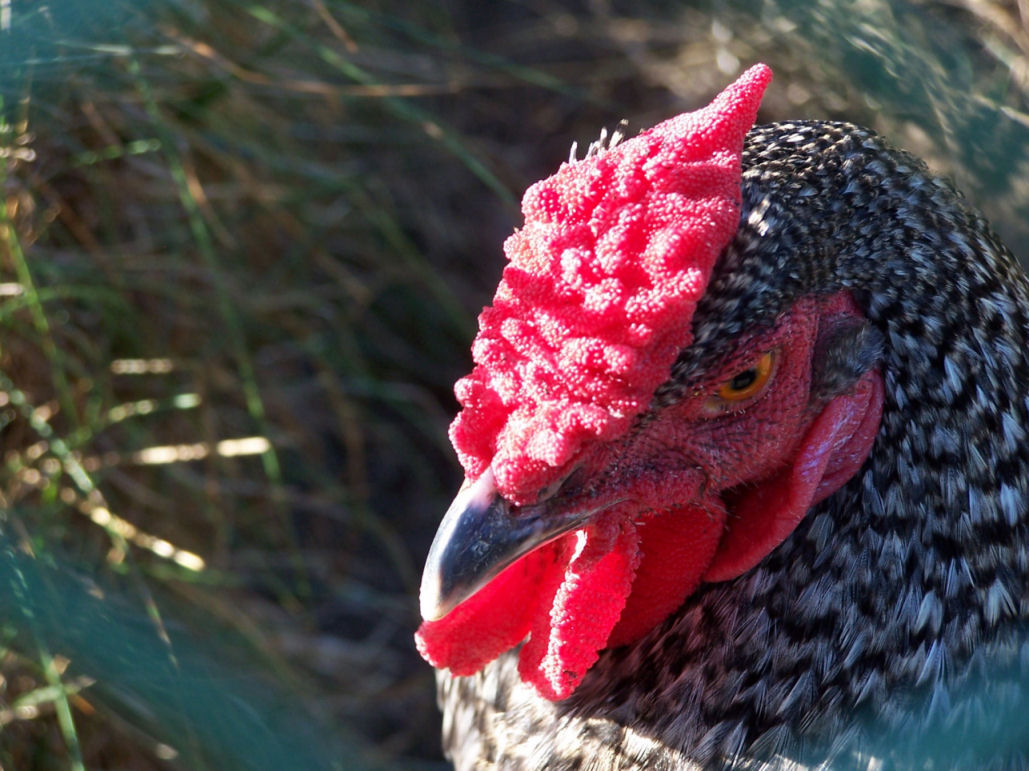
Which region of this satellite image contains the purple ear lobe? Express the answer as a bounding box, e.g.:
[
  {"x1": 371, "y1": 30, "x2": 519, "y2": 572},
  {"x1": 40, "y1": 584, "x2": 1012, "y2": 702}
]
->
[{"x1": 704, "y1": 368, "x2": 883, "y2": 583}]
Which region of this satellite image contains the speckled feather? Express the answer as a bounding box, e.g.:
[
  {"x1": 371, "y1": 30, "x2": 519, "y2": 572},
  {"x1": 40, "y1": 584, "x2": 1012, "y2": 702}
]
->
[{"x1": 436, "y1": 121, "x2": 1029, "y2": 769}]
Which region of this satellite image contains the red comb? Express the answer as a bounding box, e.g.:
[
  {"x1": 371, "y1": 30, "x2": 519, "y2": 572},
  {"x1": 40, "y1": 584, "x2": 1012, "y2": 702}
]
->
[{"x1": 450, "y1": 64, "x2": 772, "y2": 502}]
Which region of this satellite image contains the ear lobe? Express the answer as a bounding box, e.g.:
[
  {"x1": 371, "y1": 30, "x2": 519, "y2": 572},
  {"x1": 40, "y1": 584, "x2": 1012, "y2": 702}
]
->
[
  {"x1": 809, "y1": 315, "x2": 884, "y2": 402},
  {"x1": 703, "y1": 369, "x2": 883, "y2": 582}
]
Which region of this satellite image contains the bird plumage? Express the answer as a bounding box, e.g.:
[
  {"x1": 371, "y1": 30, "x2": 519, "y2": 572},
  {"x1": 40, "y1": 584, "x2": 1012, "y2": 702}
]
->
[{"x1": 422, "y1": 71, "x2": 1029, "y2": 770}]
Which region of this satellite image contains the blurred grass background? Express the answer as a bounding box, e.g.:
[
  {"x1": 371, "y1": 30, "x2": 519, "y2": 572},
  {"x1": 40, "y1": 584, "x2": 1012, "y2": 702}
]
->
[{"x1": 0, "y1": 1, "x2": 1026, "y2": 768}]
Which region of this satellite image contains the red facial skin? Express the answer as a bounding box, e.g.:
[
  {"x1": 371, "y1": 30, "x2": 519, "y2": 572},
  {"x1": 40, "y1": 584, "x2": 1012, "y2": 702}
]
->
[{"x1": 417, "y1": 292, "x2": 884, "y2": 700}]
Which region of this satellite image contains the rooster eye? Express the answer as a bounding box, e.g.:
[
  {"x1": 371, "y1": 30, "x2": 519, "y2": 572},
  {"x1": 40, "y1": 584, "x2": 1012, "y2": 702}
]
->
[{"x1": 709, "y1": 350, "x2": 777, "y2": 408}]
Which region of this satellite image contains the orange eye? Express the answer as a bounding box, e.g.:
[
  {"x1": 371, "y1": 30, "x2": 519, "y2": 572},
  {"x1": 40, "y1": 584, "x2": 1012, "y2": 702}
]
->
[{"x1": 710, "y1": 350, "x2": 776, "y2": 406}]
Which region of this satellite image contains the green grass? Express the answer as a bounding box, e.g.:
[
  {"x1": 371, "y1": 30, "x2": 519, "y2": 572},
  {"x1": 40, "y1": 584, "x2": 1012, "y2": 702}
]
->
[{"x1": 0, "y1": 0, "x2": 1025, "y2": 768}]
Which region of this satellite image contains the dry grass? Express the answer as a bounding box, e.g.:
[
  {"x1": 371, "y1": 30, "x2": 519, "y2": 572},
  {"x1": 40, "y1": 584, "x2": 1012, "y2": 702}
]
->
[{"x1": 0, "y1": 1, "x2": 1025, "y2": 769}]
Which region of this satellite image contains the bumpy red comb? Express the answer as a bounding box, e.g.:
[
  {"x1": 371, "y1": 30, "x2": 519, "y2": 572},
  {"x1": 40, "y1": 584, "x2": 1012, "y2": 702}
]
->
[{"x1": 450, "y1": 64, "x2": 772, "y2": 503}]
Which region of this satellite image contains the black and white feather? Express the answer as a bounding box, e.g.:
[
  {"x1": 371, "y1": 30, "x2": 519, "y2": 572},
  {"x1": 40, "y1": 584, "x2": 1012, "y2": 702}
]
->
[{"x1": 438, "y1": 121, "x2": 1029, "y2": 770}]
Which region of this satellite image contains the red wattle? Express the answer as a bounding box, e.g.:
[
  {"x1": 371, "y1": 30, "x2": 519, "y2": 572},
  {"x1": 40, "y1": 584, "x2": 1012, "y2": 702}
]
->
[
  {"x1": 416, "y1": 522, "x2": 646, "y2": 701},
  {"x1": 607, "y1": 498, "x2": 727, "y2": 648},
  {"x1": 518, "y1": 524, "x2": 641, "y2": 700},
  {"x1": 415, "y1": 540, "x2": 564, "y2": 675}
]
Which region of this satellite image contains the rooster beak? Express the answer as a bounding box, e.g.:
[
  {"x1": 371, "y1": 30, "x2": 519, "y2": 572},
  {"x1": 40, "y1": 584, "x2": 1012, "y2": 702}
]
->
[{"x1": 419, "y1": 469, "x2": 593, "y2": 622}]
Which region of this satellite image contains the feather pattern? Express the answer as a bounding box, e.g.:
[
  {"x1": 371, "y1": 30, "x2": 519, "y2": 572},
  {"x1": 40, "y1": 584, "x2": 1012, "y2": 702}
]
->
[{"x1": 436, "y1": 120, "x2": 1029, "y2": 770}]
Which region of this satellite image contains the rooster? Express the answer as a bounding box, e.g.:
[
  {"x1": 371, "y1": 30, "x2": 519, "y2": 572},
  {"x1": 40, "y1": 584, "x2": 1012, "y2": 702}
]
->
[{"x1": 415, "y1": 65, "x2": 1029, "y2": 769}]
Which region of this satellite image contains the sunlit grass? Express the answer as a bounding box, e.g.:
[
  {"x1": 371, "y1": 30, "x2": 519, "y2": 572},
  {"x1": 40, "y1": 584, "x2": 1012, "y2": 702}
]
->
[{"x1": 0, "y1": 1, "x2": 534, "y2": 765}]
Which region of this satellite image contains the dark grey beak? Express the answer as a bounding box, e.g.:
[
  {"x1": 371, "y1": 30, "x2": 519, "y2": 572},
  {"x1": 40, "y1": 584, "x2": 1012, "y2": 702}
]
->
[{"x1": 419, "y1": 470, "x2": 595, "y2": 622}]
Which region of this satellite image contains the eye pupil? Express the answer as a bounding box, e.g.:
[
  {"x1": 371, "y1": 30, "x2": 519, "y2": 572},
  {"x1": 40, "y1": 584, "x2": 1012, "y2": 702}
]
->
[
  {"x1": 706, "y1": 349, "x2": 777, "y2": 412},
  {"x1": 729, "y1": 369, "x2": 758, "y2": 392}
]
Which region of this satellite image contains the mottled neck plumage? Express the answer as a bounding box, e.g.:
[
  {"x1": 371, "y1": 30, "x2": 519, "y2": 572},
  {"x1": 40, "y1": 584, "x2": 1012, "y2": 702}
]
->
[{"x1": 438, "y1": 121, "x2": 1029, "y2": 770}]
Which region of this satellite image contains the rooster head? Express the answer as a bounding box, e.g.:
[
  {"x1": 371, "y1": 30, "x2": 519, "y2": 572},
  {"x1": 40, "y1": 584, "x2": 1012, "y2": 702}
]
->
[{"x1": 416, "y1": 64, "x2": 884, "y2": 701}]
